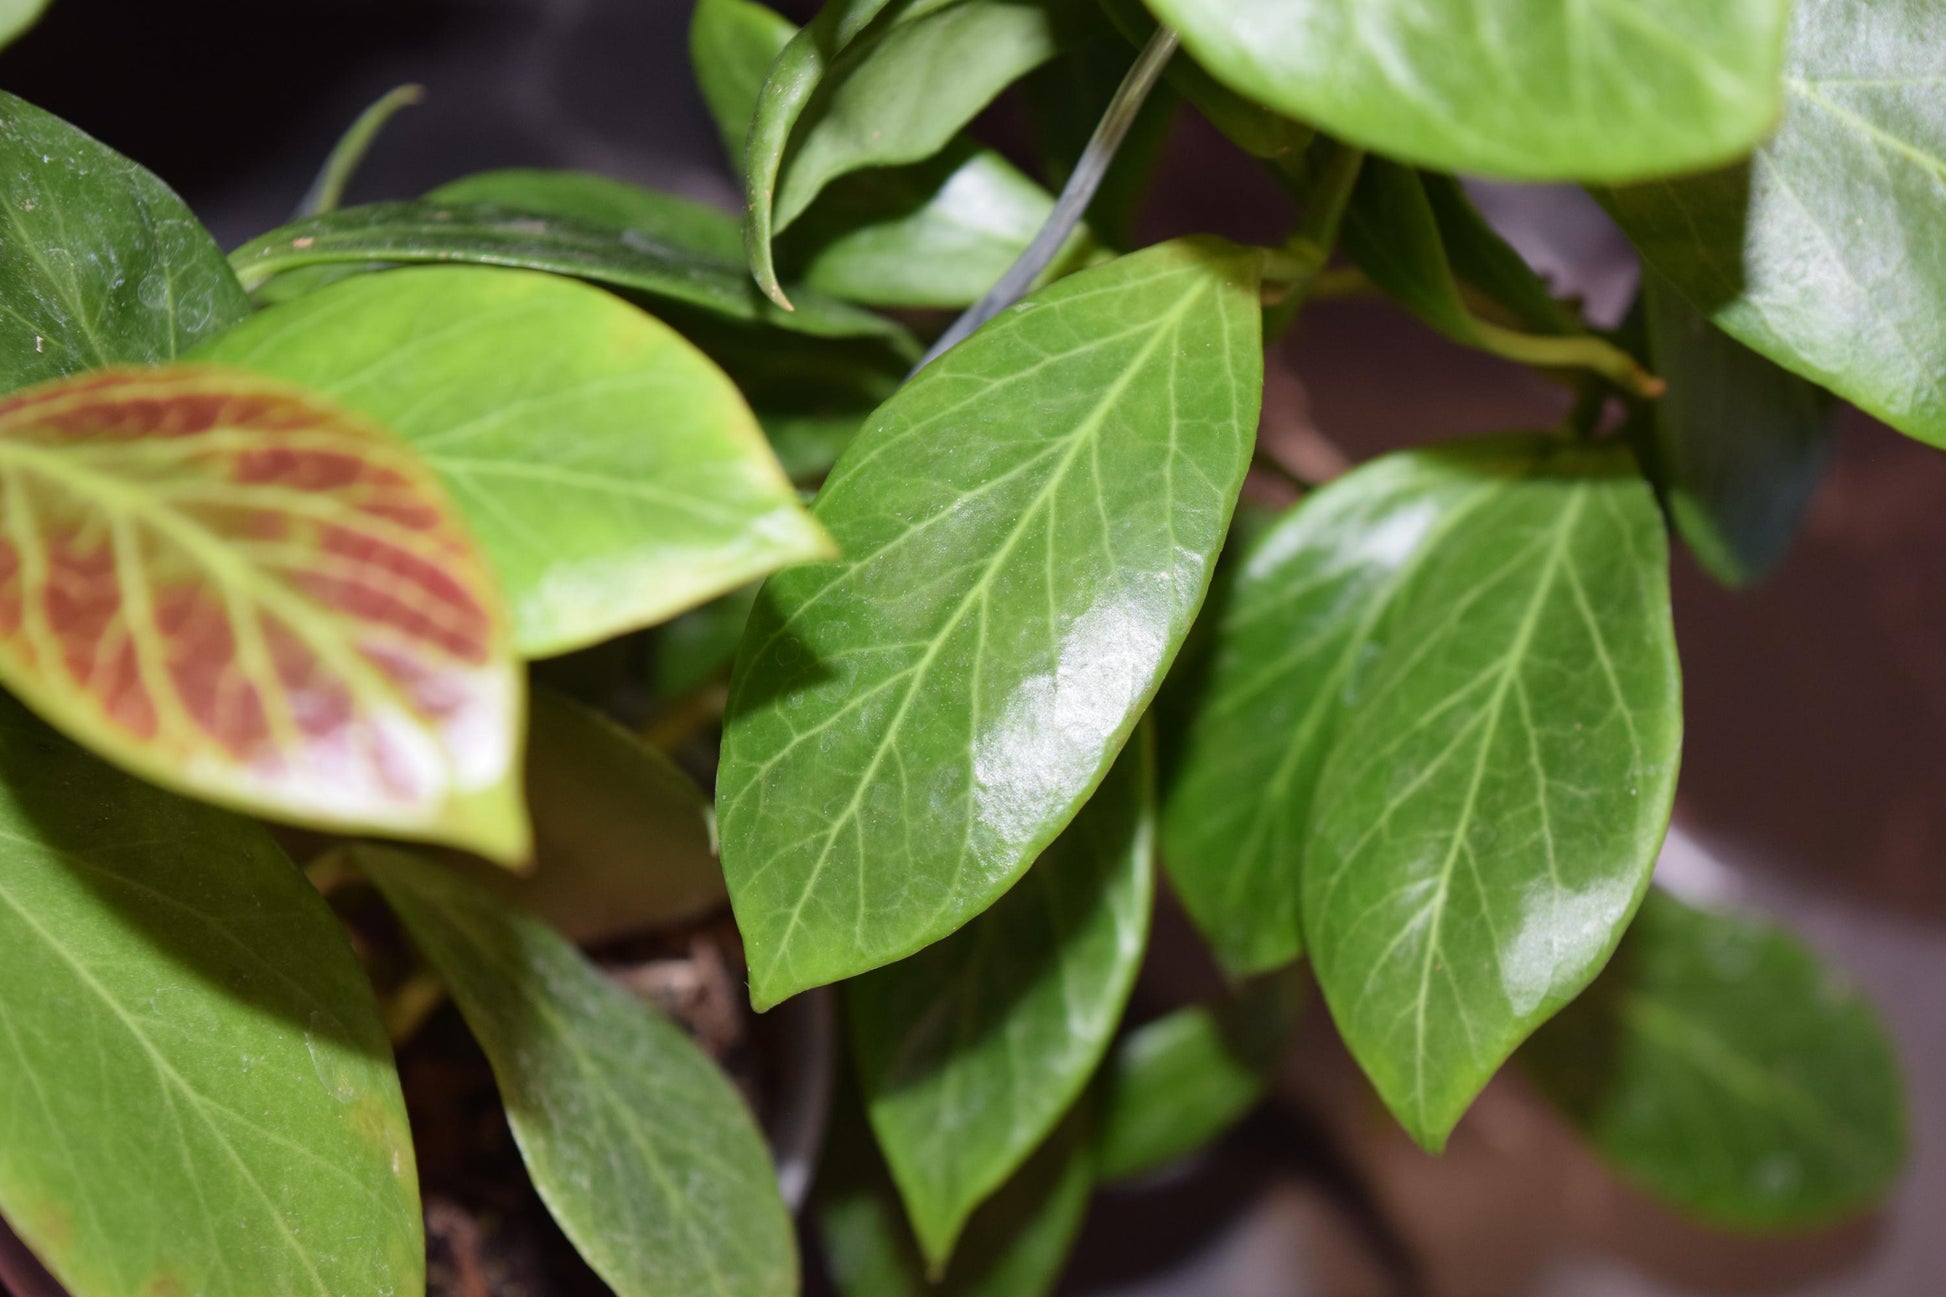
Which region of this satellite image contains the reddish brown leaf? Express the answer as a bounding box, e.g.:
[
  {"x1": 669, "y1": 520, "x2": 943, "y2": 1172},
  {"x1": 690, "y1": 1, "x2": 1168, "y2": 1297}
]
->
[{"x1": 0, "y1": 365, "x2": 529, "y2": 860}]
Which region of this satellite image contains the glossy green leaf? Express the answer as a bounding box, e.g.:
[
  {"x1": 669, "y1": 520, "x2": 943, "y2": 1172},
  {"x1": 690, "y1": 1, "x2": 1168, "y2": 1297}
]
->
[
  {"x1": 357, "y1": 845, "x2": 797, "y2": 1297},
  {"x1": 719, "y1": 237, "x2": 1263, "y2": 1009},
  {"x1": 1522, "y1": 889, "x2": 1906, "y2": 1230},
  {"x1": 1163, "y1": 447, "x2": 1518, "y2": 975},
  {"x1": 1340, "y1": 161, "x2": 1652, "y2": 392},
  {"x1": 819, "y1": 1089, "x2": 1094, "y2": 1297},
  {"x1": 691, "y1": 0, "x2": 801, "y2": 165},
  {"x1": 1302, "y1": 436, "x2": 1681, "y2": 1150},
  {"x1": 1142, "y1": 0, "x2": 1788, "y2": 182},
  {"x1": 0, "y1": 365, "x2": 528, "y2": 861},
  {"x1": 1639, "y1": 270, "x2": 1833, "y2": 587},
  {"x1": 1095, "y1": 967, "x2": 1303, "y2": 1182},
  {"x1": 850, "y1": 729, "x2": 1152, "y2": 1266},
  {"x1": 1603, "y1": 0, "x2": 1946, "y2": 447},
  {"x1": 198, "y1": 265, "x2": 832, "y2": 656},
  {"x1": 229, "y1": 200, "x2": 912, "y2": 348},
  {"x1": 0, "y1": 696, "x2": 421, "y2": 1297},
  {"x1": 0, "y1": 91, "x2": 249, "y2": 393},
  {"x1": 0, "y1": 0, "x2": 47, "y2": 50},
  {"x1": 465, "y1": 689, "x2": 725, "y2": 945},
  {"x1": 429, "y1": 169, "x2": 745, "y2": 262}
]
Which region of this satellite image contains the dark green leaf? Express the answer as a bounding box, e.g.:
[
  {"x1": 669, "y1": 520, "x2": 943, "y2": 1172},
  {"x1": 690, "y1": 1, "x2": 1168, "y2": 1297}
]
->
[
  {"x1": 1095, "y1": 967, "x2": 1303, "y2": 1182},
  {"x1": 1303, "y1": 436, "x2": 1681, "y2": 1150},
  {"x1": 691, "y1": 0, "x2": 800, "y2": 165},
  {"x1": 0, "y1": 91, "x2": 249, "y2": 392},
  {"x1": 199, "y1": 264, "x2": 831, "y2": 656},
  {"x1": 357, "y1": 845, "x2": 797, "y2": 1297},
  {"x1": 429, "y1": 168, "x2": 745, "y2": 262},
  {"x1": 0, "y1": 697, "x2": 421, "y2": 1297},
  {"x1": 1523, "y1": 889, "x2": 1906, "y2": 1231},
  {"x1": 229, "y1": 200, "x2": 912, "y2": 348},
  {"x1": 850, "y1": 729, "x2": 1151, "y2": 1266},
  {"x1": 819, "y1": 1087, "x2": 1094, "y2": 1297},
  {"x1": 465, "y1": 689, "x2": 726, "y2": 945},
  {"x1": 1419, "y1": 173, "x2": 1581, "y2": 338},
  {"x1": 1639, "y1": 269, "x2": 1833, "y2": 586},
  {"x1": 1603, "y1": 0, "x2": 1946, "y2": 447},
  {"x1": 719, "y1": 238, "x2": 1262, "y2": 1009},
  {"x1": 653, "y1": 583, "x2": 761, "y2": 697},
  {"x1": 1143, "y1": 0, "x2": 1789, "y2": 181}
]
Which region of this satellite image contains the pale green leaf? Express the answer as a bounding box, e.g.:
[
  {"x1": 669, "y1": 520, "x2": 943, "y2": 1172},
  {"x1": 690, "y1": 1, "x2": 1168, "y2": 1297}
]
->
[
  {"x1": 0, "y1": 697, "x2": 421, "y2": 1297},
  {"x1": 1523, "y1": 889, "x2": 1906, "y2": 1230},
  {"x1": 1142, "y1": 0, "x2": 1789, "y2": 181},
  {"x1": 850, "y1": 729, "x2": 1151, "y2": 1266},
  {"x1": 0, "y1": 91, "x2": 249, "y2": 393},
  {"x1": 197, "y1": 265, "x2": 833, "y2": 656},
  {"x1": 718, "y1": 238, "x2": 1262, "y2": 1009},
  {"x1": 357, "y1": 845, "x2": 798, "y2": 1297},
  {"x1": 0, "y1": 0, "x2": 47, "y2": 51}
]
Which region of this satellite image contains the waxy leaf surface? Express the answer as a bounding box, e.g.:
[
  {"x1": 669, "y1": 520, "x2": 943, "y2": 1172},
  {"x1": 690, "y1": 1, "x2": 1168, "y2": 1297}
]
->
[
  {"x1": 0, "y1": 91, "x2": 249, "y2": 393},
  {"x1": 819, "y1": 1090, "x2": 1094, "y2": 1297},
  {"x1": 1142, "y1": 0, "x2": 1788, "y2": 182},
  {"x1": 230, "y1": 200, "x2": 909, "y2": 347},
  {"x1": 0, "y1": 366, "x2": 527, "y2": 859},
  {"x1": 0, "y1": 698, "x2": 421, "y2": 1297},
  {"x1": 1604, "y1": 0, "x2": 1946, "y2": 447},
  {"x1": 719, "y1": 238, "x2": 1262, "y2": 1008},
  {"x1": 199, "y1": 266, "x2": 831, "y2": 656},
  {"x1": 1523, "y1": 890, "x2": 1905, "y2": 1230},
  {"x1": 1095, "y1": 967, "x2": 1303, "y2": 1182},
  {"x1": 358, "y1": 846, "x2": 797, "y2": 1297},
  {"x1": 1163, "y1": 447, "x2": 1517, "y2": 974},
  {"x1": 1639, "y1": 271, "x2": 1832, "y2": 587},
  {"x1": 1302, "y1": 436, "x2": 1681, "y2": 1150},
  {"x1": 850, "y1": 731, "x2": 1151, "y2": 1266}
]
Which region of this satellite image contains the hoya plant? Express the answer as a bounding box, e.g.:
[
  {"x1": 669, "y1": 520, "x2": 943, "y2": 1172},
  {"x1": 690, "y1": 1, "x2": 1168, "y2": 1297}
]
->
[{"x1": 0, "y1": 0, "x2": 1917, "y2": 1293}]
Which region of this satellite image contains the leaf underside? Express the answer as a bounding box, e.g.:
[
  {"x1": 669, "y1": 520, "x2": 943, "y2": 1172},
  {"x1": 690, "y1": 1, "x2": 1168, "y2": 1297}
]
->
[{"x1": 0, "y1": 365, "x2": 527, "y2": 860}]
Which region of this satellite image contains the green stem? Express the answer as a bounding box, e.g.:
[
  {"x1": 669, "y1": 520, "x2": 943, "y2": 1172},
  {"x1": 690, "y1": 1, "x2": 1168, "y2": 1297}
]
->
[
  {"x1": 1471, "y1": 320, "x2": 1665, "y2": 400},
  {"x1": 297, "y1": 84, "x2": 425, "y2": 218},
  {"x1": 1262, "y1": 144, "x2": 1364, "y2": 339}
]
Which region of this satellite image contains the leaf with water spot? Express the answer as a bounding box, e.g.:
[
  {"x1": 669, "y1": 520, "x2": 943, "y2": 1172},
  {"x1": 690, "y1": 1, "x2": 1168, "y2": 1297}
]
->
[
  {"x1": 1300, "y1": 435, "x2": 1681, "y2": 1150},
  {"x1": 198, "y1": 265, "x2": 832, "y2": 656},
  {"x1": 357, "y1": 844, "x2": 798, "y2": 1297},
  {"x1": 0, "y1": 697, "x2": 421, "y2": 1297},
  {"x1": 1522, "y1": 889, "x2": 1906, "y2": 1230},
  {"x1": 0, "y1": 365, "x2": 527, "y2": 860},
  {"x1": 0, "y1": 91, "x2": 249, "y2": 394},
  {"x1": 717, "y1": 238, "x2": 1261, "y2": 1009},
  {"x1": 850, "y1": 729, "x2": 1151, "y2": 1267}
]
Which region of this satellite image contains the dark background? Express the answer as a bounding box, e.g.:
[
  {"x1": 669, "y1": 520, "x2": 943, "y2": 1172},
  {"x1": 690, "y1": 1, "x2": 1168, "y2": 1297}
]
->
[{"x1": 4, "y1": 1, "x2": 1942, "y2": 1293}]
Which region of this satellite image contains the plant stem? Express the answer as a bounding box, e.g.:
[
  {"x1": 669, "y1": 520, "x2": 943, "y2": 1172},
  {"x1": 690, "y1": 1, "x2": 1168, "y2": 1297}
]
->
[
  {"x1": 911, "y1": 26, "x2": 1180, "y2": 374},
  {"x1": 296, "y1": 84, "x2": 425, "y2": 218},
  {"x1": 1471, "y1": 319, "x2": 1666, "y2": 399},
  {"x1": 1261, "y1": 143, "x2": 1364, "y2": 339}
]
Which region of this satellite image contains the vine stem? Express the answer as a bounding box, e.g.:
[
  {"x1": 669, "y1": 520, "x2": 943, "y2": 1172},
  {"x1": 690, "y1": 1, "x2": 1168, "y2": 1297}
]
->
[{"x1": 911, "y1": 26, "x2": 1180, "y2": 375}]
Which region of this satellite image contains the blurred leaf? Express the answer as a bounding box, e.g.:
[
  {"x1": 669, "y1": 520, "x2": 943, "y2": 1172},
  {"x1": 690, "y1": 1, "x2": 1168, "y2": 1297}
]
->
[
  {"x1": 850, "y1": 729, "x2": 1151, "y2": 1266},
  {"x1": 1523, "y1": 889, "x2": 1906, "y2": 1231},
  {"x1": 0, "y1": 365, "x2": 527, "y2": 860},
  {"x1": 298, "y1": 84, "x2": 424, "y2": 217},
  {"x1": 359, "y1": 845, "x2": 798, "y2": 1297},
  {"x1": 0, "y1": 1, "x2": 48, "y2": 50},
  {"x1": 0, "y1": 91, "x2": 249, "y2": 393},
  {"x1": 691, "y1": 0, "x2": 800, "y2": 164},
  {"x1": 652, "y1": 582, "x2": 759, "y2": 697},
  {"x1": 718, "y1": 239, "x2": 1261, "y2": 1009},
  {"x1": 199, "y1": 265, "x2": 831, "y2": 656},
  {"x1": 1096, "y1": 967, "x2": 1303, "y2": 1182},
  {"x1": 0, "y1": 697, "x2": 421, "y2": 1297},
  {"x1": 1638, "y1": 269, "x2": 1834, "y2": 587}
]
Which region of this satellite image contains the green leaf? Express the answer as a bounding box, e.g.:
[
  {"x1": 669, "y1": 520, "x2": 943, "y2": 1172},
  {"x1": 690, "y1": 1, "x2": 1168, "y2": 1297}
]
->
[
  {"x1": 1522, "y1": 889, "x2": 1906, "y2": 1231},
  {"x1": 1638, "y1": 270, "x2": 1833, "y2": 587},
  {"x1": 464, "y1": 689, "x2": 726, "y2": 945},
  {"x1": 428, "y1": 169, "x2": 746, "y2": 262},
  {"x1": 653, "y1": 583, "x2": 761, "y2": 697},
  {"x1": 819, "y1": 1087, "x2": 1094, "y2": 1297},
  {"x1": 719, "y1": 237, "x2": 1262, "y2": 1009},
  {"x1": 0, "y1": 365, "x2": 528, "y2": 861},
  {"x1": 1339, "y1": 161, "x2": 1654, "y2": 393},
  {"x1": 0, "y1": 696, "x2": 421, "y2": 1297},
  {"x1": 1163, "y1": 447, "x2": 1516, "y2": 975},
  {"x1": 1302, "y1": 436, "x2": 1682, "y2": 1150},
  {"x1": 229, "y1": 200, "x2": 913, "y2": 349},
  {"x1": 197, "y1": 264, "x2": 832, "y2": 657},
  {"x1": 0, "y1": 0, "x2": 47, "y2": 50},
  {"x1": 1418, "y1": 173, "x2": 1582, "y2": 338},
  {"x1": 357, "y1": 844, "x2": 798, "y2": 1297},
  {"x1": 850, "y1": 728, "x2": 1152, "y2": 1266},
  {"x1": 1602, "y1": 0, "x2": 1946, "y2": 447},
  {"x1": 691, "y1": 0, "x2": 801, "y2": 165},
  {"x1": 1141, "y1": 0, "x2": 1789, "y2": 182},
  {"x1": 0, "y1": 91, "x2": 250, "y2": 393},
  {"x1": 1095, "y1": 966, "x2": 1303, "y2": 1182}
]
